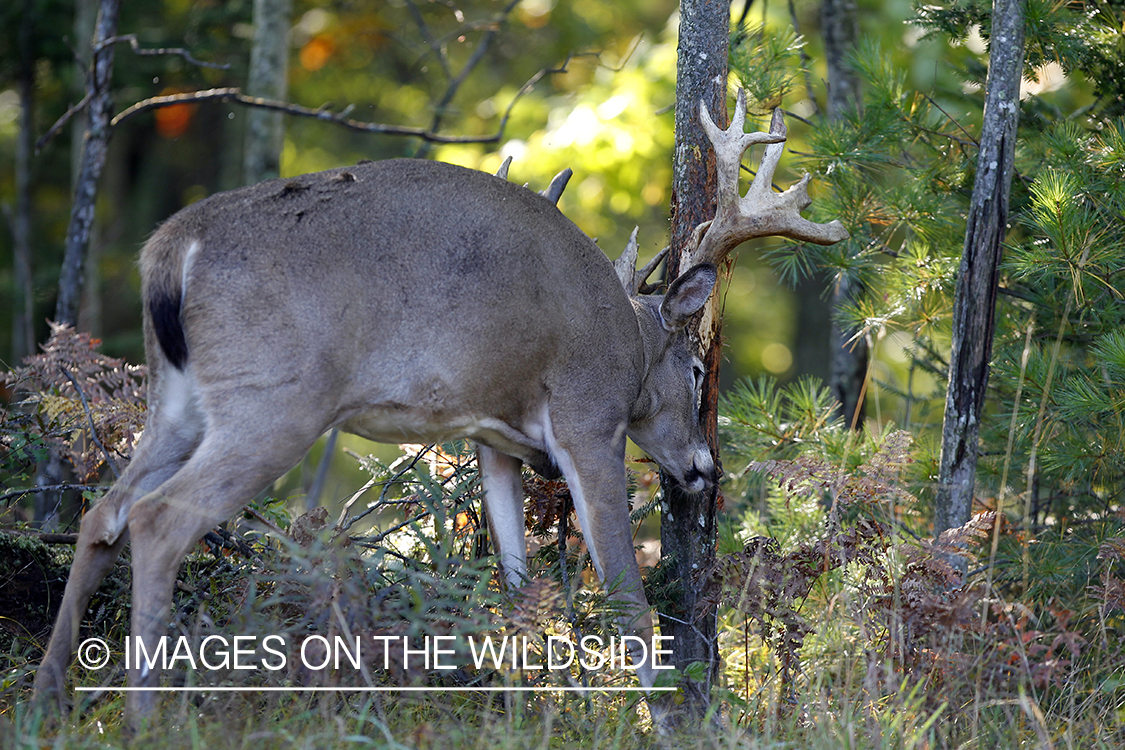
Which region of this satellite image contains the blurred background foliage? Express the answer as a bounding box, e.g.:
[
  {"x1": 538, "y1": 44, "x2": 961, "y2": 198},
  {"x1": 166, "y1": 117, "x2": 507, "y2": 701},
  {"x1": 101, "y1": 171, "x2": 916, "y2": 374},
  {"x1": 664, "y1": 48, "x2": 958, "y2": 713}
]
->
[
  {"x1": 0, "y1": 0, "x2": 989, "y2": 386},
  {"x1": 1, "y1": 0, "x2": 1121, "y2": 527},
  {"x1": 5, "y1": 2, "x2": 1125, "y2": 742}
]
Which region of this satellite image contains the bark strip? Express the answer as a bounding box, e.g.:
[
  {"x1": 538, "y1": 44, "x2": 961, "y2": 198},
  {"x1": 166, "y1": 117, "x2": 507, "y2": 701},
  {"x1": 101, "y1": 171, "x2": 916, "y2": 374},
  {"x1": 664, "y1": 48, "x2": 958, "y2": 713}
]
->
[{"x1": 934, "y1": 0, "x2": 1026, "y2": 540}]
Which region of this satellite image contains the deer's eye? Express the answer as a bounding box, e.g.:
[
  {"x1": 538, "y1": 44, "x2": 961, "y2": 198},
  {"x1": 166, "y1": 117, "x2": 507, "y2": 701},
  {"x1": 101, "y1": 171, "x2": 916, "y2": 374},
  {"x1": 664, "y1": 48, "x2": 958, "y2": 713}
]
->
[{"x1": 691, "y1": 363, "x2": 705, "y2": 407}]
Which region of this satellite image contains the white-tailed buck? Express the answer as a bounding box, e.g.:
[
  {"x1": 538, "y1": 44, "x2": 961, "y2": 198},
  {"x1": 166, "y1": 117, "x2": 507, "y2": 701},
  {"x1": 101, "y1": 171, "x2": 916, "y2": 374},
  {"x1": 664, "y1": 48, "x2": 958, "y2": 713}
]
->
[{"x1": 33, "y1": 91, "x2": 845, "y2": 724}]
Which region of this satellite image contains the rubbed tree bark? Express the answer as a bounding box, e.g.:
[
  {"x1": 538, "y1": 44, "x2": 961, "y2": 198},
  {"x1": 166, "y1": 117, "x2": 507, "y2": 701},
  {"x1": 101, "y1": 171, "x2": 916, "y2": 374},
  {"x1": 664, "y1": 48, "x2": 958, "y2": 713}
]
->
[
  {"x1": 243, "y1": 0, "x2": 292, "y2": 185},
  {"x1": 12, "y1": 0, "x2": 36, "y2": 361},
  {"x1": 934, "y1": 0, "x2": 1025, "y2": 540},
  {"x1": 822, "y1": 0, "x2": 867, "y2": 428},
  {"x1": 660, "y1": 0, "x2": 729, "y2": 718},
  {"x1": 55, "y1": 0, "x2": 120, "y2": 327}
]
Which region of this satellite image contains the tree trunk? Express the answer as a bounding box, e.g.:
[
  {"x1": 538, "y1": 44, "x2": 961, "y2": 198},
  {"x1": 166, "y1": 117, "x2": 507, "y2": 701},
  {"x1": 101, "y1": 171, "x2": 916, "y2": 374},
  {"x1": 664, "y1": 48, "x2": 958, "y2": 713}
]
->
[
  {"x1": 660, "y1": 0, "x2": 729, "y2": 718},
  {"x1": 243, "y1": 0, "x2": 292, "y2": 185},
  {"x1": 12, "y1": 0, "x2": 36, "y2": 361},
  {"x1": 33, "y1": 0, "x2": 97, "y2": 530},
  {"x1": 822, "y1": 0, "x2": 867, "y2": 428},
  {"x1": 72, "y1": 0, "x2": 96, "y2": 187},
  {"x1": 821, "y1": 0, "x2": 861, "y2": 119},
  {"x1": 55, "y1": 0, "x2": 120, "y2": 327},
  {"x1": 934, "y1": 0, "x2": 1025, "y2": 540}
]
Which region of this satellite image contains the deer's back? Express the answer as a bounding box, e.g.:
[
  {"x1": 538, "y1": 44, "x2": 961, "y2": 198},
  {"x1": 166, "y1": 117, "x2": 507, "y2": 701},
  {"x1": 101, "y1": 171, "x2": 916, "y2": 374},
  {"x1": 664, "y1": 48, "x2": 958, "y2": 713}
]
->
[{"x1": 138, "y1": 159, "x2": 642, "y2": 438}]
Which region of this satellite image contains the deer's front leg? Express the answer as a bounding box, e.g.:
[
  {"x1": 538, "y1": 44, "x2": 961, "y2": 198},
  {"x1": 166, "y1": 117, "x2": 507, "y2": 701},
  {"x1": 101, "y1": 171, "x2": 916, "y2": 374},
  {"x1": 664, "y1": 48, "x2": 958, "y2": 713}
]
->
[
  {"x1": 477, "y1": 445, "x2": 527, "y2": 587},
  {"x1": 542, "y1": 425, "x2": 660, "y2": 686}
]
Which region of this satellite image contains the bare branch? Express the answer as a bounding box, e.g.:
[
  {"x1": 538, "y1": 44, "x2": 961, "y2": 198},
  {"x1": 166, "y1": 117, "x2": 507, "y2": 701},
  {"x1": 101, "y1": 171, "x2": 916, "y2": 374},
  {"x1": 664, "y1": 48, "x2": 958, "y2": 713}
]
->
[
  {"x1": 0, "y1": 484, "x2": 103, "y2": 504},
  {"x1": 923, "y1": 92, "x2": 980, "y2": 147},
  {"x1": 43, "y1": 30, "x2": 582, "y2": 154},
  {"x1": 38, "y1": 29, "x2": 228, "y2": 152},
  {"x1": 0, "y1": 527, "x2": 80, "y2": 545},
  {"x1": 35, "y1": 92, "x2": 92, "y2": 153},
  {"x1": 110, "y1": 49, "x2": 584, "y2": 147},
  {"x1": 99, "y1": 33, "x2": 231, "y2": 70},
  {"x1": 415, "y1": 0, "x2": 522, "y2": 157},
  {"x1": 58, "y1": 366, "x2": 120, "y2": 479},
  {"x1": 404, "y1": 0, "x2": 452, "y2": 81},
  {"x1": 337, "y1": 449, "x2": 429, "y2": 534},
  {"x1": 111, "y1": 88, "x2": 496, "y2": 143}
]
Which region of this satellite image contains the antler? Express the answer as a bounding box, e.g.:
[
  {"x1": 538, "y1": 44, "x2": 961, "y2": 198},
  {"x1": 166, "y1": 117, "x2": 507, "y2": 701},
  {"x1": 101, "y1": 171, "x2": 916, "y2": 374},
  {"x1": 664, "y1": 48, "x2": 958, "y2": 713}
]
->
[
  {"x1": 685, "y1": 89, "x2": 849, "y2": 267},
  {"x1": 613, "y1": 227, "x2": 670, "y2": 295}
]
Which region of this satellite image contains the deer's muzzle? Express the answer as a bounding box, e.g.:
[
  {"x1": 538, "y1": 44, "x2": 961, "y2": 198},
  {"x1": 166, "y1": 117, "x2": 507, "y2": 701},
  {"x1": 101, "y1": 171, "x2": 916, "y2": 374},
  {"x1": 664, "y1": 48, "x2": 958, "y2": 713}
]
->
[{"x1": 679, "y1": 448, "x2": 716, "y2": 495}]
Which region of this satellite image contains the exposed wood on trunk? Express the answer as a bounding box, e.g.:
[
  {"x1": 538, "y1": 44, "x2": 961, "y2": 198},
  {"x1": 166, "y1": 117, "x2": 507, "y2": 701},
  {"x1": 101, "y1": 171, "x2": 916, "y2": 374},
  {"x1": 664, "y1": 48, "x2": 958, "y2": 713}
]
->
[
  {"x1": 934, "y1": 0, "x2": 1026, "y2": 540},
  {"x1": 660, "y1": 0, "x2": 729, "y2": 717}
]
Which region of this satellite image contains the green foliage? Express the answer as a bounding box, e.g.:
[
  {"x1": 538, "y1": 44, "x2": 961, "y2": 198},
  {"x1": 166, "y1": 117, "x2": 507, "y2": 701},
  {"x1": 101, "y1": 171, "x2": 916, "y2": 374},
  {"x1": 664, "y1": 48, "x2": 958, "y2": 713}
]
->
[
  {"x1": 6, "y1": 0, "x2": 1125, "y2": 745},
  {"x1": 761, "y1": 4, "x2": 1125, "y2": 528},
  {"x1": 711, "y1": 9, "x2": 1125, "y2": 744},
  {"x1": 716, "y1": 401, "x2": 1125, "y2": 744},
  {"x1": 729, "y1": 24, "x2": 806, "y2": 114},
  {"x1": 913, "y1": 0, "x2": 1125, "y2": 117},
  {"x1": 980, "y1": 119, "x2": 1125, "y2": 525}
]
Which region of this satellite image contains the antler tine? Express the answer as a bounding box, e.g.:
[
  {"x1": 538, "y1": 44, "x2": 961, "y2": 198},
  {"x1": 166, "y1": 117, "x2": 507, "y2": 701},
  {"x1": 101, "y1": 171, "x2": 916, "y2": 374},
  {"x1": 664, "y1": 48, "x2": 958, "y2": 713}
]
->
[
  {"x1": 495, "y1": 155, "x2": 513, "y2": 180},
  {"x1": 689, "y1": 89, "x2": 849, "y2": 267},
  {"x1": 635, "y1": 245, "x2": 669, "y2": 293},
  {"x1": 612, "y1": 229, "x2": 670, "y2": 295},
  {"x1": 700, "y1": 89, "x2": 784, "y2": 214},
  {"x1": 541, "y1": 168, "x2": 573, "y2": 205},
  {"x1": 748, "y1": 107, "x2": 787, "y2": 198},
  {"x1": 613, "y1": 227, "x2": 640, "y2": 291}
]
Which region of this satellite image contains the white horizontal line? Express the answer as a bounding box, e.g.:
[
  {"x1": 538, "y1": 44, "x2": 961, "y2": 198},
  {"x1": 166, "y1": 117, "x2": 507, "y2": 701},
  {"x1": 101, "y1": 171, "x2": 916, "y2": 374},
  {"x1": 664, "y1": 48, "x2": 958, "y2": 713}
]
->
[{"x1": 77, "y1": 686, "x2": 677, "y2": 693}]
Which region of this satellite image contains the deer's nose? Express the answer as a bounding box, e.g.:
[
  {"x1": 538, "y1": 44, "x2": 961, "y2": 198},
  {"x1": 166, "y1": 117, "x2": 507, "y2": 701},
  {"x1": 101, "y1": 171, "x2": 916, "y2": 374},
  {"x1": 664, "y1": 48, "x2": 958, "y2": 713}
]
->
[{"x1": 682, "y1": 449, "x2": 716, "y2": 494}]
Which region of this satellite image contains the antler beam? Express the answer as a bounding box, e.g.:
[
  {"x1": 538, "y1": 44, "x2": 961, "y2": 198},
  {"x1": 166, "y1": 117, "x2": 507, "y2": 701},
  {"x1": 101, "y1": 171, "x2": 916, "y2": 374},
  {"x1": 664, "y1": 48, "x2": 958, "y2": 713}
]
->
[{"x1": 685, "y1": 90, "x2": 849, "y2": 268}]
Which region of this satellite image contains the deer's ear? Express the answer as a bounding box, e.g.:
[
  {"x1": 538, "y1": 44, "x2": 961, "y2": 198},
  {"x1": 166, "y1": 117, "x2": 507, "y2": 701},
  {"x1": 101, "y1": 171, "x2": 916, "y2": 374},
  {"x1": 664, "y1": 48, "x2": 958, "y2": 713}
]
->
[{"x1": 660, "y1": 264, "x2": 717, "y2": 331}]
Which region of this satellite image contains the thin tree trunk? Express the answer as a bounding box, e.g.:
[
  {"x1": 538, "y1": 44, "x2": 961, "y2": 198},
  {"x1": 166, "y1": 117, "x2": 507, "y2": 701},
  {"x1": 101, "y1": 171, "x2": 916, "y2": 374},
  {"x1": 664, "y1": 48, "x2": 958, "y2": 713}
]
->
[
  {"x1": 821, "y1": 0, "x2": 861, "y2": 119},
  {"x1": 12, "y1": 0, "x2": 36, "y2": 361},
  {"x1": 793, "y1": 279, "x2": 831, "y2": 382},
  {"x1": 934, "y1": 0, "x2": 1025, "y2": 540},
  {"x1": 822, "y1": 0, "x2": 866, "y2": 428},
  {"x1": 72, "y1": 0, "x2": 96, "y2": 188},
  {"x1": 243, "y1": 0, "x2": 292, "y2": 185},
  {"x1": 660, "y1": 0, "x2": 729, "y2": 718},
  {"x1": 55, "y1": 0, "x2": 120, "y2": 327},
  {"x1": 37, "y1": 0, "x2": 107, "y2": 529}
]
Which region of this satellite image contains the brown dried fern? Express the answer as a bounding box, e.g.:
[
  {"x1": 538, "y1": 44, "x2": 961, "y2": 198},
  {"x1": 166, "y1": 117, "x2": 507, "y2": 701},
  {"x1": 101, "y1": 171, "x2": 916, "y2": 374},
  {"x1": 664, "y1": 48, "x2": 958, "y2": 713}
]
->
[
  {"x1": 706, "y1": 430, "x2": 998, "y2": 694},
  {"x1": 2, "y1": 323, "x2": 146, "y2": 482}
]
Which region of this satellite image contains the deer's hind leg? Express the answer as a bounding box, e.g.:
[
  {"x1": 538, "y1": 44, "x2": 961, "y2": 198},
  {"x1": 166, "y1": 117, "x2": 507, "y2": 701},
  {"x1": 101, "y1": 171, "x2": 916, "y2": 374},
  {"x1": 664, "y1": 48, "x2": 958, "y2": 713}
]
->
[
  {"x1": 32, "y1": 410, "x2": 204, "y2": 713},
  {"x1": 122, "y1": 410, "x2": 327, "y2": 723}
]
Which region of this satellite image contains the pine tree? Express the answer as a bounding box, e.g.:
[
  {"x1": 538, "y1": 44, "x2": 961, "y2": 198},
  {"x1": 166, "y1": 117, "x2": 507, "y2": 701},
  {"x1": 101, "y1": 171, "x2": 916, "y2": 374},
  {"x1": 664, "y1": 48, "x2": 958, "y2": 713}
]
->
[{"x1": 727, "y1": 1, "x2": 1125, "y2": 552}]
